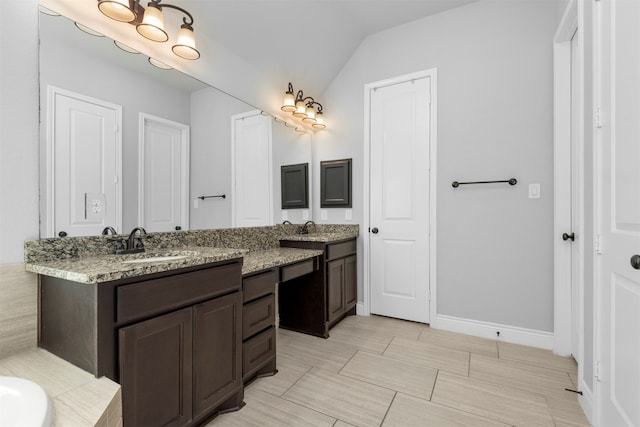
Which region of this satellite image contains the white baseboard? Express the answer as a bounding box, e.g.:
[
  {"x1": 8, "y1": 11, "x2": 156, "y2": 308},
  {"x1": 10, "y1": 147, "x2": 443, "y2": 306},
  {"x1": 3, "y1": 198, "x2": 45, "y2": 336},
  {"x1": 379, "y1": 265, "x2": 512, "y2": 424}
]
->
[
  {"x1": 578, "y1": 379, "x2": 595, "y2": 426},
  {"x1": 356, "y1": 303, "x2": 367, "y2": 316},
  {"x1": 435, "y1": 314, "x2": 554, "y2": 350}
]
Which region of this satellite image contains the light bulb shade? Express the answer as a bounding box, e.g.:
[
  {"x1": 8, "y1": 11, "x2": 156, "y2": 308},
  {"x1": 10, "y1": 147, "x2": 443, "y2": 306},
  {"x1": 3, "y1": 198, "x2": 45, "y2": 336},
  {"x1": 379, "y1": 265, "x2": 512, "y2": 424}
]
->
[
  {"x1": 292, "y1": 100, "x2": 307, "y2": 118},
  {"x1": 281, "y1": 91, "x2": 296, "y2": 112},
  {"x1": 136, "y1": 4, "x2": 168, "y2": 42},
  {"x1": 98, "y1": 0, "x2": 136, "y2": 22},
  {"x1": 302, "y1": 105, "x2": 316, "y2": 123},
  {"x1": 172, "y1": 25, "x2": 200, "y2": 59},
  {"x1": 312, "y1": 112, "x2": 326, "y2": 129}
]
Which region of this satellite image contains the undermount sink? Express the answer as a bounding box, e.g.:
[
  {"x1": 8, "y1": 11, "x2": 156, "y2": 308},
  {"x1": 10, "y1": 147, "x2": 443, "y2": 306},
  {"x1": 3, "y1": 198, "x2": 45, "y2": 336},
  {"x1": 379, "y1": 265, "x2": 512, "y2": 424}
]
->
[{"x1": 120, "y1": 251, "x2": 200, "y2": 264}]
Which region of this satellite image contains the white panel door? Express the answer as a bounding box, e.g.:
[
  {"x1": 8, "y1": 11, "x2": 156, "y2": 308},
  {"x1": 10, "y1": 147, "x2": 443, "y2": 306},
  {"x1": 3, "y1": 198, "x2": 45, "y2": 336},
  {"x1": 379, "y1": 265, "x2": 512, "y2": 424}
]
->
[
  {"x1": 370, "y1": 77, "x2": 431, "y2": 323},
  {"x1": 49, "y1": 87, "x2": 121, "y2": 237},
  {"x1": 232, "y1": 111, "x2": 272, "y2": 227},
  {"x1": 597, "y1": 1, "x2": 640, "y2": 425},
  {"x1": 139, "y1": 114, "x2": 189, "y2": 233}
]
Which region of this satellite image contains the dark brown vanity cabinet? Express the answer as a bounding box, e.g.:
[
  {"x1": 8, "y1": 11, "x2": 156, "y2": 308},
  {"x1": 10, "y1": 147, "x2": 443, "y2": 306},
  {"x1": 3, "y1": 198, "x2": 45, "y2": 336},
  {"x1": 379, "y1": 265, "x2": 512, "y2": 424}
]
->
[
  {"x1": 39, "y1": 260, "x2": 244, "y2": 427},
  {"x1": 279, "y1": 238, "x2": 357, "y2": 337},
  {"x1": 241, "y1": 269, "x2": 277, "y2": 383}
]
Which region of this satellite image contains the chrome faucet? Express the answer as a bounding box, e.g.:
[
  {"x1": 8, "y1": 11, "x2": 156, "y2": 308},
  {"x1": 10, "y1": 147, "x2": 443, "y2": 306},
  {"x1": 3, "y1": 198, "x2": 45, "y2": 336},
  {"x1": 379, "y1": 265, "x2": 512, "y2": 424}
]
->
[
  {"x1": 299, "y1": 220, "x2": 315, "y2": 235},
  {"x1": 116, "y1": 227, "x2": 147, "y2": 254}
]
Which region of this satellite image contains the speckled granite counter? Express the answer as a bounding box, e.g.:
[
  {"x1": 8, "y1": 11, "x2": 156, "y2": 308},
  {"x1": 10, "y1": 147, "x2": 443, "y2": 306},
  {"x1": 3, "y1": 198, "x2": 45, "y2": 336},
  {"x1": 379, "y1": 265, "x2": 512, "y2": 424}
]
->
[
  {"x1": 278, "y1": 231, "x2": 358, "y2": 243},
  {"x1": 242, "y1": 248, "x2": 323, "y2": 276},
  {"x1": 25, "y1": 247, "x2": 247, "y2": 284}
]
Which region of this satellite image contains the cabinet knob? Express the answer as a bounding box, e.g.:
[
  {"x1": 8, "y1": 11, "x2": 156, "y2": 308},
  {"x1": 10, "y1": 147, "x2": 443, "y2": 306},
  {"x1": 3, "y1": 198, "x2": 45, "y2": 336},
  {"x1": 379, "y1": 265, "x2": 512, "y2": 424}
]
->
[
  {"x1": 58, "y1": 231, "x2": 67, "y2": 237},
  {"x1": 631, "y1": 255, "x2": 640, "y2": 270},
  {"x1": 562, "y1": 232, "x2": 575, "y2": 242},
  {"x1": 175, "y1": 226, "x2": 182, "y2": 231}
]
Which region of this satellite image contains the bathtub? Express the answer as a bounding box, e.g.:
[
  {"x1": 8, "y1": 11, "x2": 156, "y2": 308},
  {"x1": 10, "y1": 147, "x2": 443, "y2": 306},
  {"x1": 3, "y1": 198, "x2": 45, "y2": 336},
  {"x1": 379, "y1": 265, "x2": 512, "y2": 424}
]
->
[{"x1": 0, "y1": 376, "x2": 52, "y2": 427}]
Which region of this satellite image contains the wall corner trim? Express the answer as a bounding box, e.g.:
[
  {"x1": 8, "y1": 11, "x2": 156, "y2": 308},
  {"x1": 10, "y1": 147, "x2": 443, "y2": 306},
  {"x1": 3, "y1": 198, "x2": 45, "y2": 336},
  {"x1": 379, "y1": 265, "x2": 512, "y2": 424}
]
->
[
  {"x1": 578, "y1": 378, "x2": 595, "y2": 425},
  {"x1": 356, "y1": 303, "x2": 367, "y2": 316},
  {"x1": 435, "y1": 314, "x2": 554, "y2": 351}
]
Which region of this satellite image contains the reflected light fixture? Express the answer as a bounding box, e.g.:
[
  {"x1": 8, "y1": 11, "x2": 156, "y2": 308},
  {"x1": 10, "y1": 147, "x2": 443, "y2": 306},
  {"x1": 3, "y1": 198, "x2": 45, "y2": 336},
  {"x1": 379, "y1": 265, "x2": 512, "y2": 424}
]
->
[
  {"x1": 97, "y1": 0, "x2": 200, "y2": 60},
  {"x1": 280, "y1": 82, "x2": 327, "y2": 130}
]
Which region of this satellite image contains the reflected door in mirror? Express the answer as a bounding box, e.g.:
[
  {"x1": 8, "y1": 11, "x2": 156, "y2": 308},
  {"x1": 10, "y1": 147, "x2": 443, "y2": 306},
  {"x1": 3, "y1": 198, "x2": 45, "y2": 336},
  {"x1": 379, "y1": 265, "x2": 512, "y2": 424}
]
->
[{"x1": 47, "y1": 87, "x2": 122, "y2": 237}]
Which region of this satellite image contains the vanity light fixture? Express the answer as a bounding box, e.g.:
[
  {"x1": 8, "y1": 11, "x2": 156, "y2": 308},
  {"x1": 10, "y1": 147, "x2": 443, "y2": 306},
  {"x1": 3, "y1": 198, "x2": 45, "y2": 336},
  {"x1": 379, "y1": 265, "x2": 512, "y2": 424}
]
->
[
  {"x1": 148, "y1": 57, "x2": 172, "y2": 69},
  {"x1": 97, "y1": 0, "x2": 200, "y2": 60},
  {"x1": 280, "y1": 82, "x2": 327, "y2": 130}
]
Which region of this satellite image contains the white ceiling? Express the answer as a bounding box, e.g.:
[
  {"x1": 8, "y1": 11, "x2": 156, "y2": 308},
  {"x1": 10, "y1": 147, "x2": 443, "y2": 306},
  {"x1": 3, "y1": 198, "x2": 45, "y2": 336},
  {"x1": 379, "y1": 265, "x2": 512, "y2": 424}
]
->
[{"x1": 179, "y1": 0, "x2": 478, "y2": 94}]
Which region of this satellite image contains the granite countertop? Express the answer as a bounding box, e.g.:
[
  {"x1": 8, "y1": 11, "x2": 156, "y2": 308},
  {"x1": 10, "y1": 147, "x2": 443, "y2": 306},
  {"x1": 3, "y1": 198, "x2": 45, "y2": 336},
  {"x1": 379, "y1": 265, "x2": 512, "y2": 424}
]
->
[
  {"x1": 242, "y1": 248, "x2": 323, "y2": 276},
  {"x1": 278, "y1": 231, "x2": 358, "y2": 243},
  {"x1": 25, "y1": 246, "x2": 325, "y2": 284},
  {"x1": 25, "y1": 246, "x2": 248, "y2": 284}
]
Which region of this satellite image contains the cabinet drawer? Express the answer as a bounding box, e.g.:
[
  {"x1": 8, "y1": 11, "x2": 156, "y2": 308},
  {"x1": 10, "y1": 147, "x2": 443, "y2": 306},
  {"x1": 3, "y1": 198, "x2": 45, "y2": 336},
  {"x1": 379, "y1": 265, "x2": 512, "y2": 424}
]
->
[
  {"x1": 243, "y1": 326, "x2": 276, "y2": 379},
  {"x1": 326, "y1": 239, "x2": 356, "y2": 261},
  {"x1": 243, "y1": 294, "x2": 275, "y2": 340},
  {"x1": 280, "y1": 259, "x2": 315, "y2": 282},
  {"x1": 117, "y1": 262, "x2": 241, "y2": 324},
  {"x1": 243, "y1": 269, "x2": 276, "y2": 303}
]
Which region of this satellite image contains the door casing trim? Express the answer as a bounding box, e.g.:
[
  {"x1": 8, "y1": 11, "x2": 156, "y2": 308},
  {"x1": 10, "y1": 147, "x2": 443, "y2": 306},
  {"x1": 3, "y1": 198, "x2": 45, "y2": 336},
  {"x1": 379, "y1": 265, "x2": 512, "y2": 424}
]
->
[{"x1": 362, "y1": 69, "x2": 438, "y2": 326}]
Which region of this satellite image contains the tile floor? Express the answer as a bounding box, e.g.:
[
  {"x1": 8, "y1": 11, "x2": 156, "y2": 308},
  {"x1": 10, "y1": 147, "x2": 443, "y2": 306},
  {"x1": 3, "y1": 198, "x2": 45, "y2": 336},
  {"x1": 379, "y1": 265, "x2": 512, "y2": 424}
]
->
[{"x1": 209, "y1": 315, "x2": 591, "y2": 427}]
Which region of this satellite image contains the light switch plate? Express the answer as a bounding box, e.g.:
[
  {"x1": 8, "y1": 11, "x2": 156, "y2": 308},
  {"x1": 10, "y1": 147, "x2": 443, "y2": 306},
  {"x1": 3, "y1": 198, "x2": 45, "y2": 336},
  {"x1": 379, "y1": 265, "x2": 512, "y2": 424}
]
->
[
  {"x1": 282, "y1": 210, "x2": 289, "y2": 221},
  {"x1": 321, "y1": 210, "x2": 328, "y2": 220},
  {"x1": 345, "y1": 209, "x2": 352, "y2": 221},
  {"x1": 302, "y1": 210, "x2": 309, "y2": 220},
  {"x1": 85, "y1": 193, "x2": 106, "y2": 220},
  {"x1": 529, "y1": 183, "x2": 541, "y2": 199}
]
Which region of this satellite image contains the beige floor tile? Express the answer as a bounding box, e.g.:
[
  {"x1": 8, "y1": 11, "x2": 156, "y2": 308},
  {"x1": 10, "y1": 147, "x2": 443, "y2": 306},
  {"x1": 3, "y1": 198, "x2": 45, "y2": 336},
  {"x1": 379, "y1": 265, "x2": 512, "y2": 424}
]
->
[
  {"x1": 382, "y1": 393, "x2": 510, "y2": 427},
  {"x1": 419, "y1": 327, "x2": 498, "y2": 358},
  {"x1": 278, "y1": 331, "x2": 357, "y2": 373},
  {"x1": 335, "y1": 315, "x2": 424, "y2": 341},
  {"x1": 498, "y1": 341, "x2": 578, "y2": 373},
  {"x1": 282, "y1": 367, "x2": 395, "y2": 427},
  {"x1": 470, "y1": 353, "x2": 575, "y2": 399},
  {"x1": 55, "y1": 376, "x2": 120, "y2": 425},
  {"x1": 383, "y1": 337, "x2": 470, "y2": 376},
  {"x1": 547, "y1": 392, "x2": 592, "y2": 427},
  {"x1": 247, "y1": 353, "x2": 312, "y2": 396},
  {"x1": 333, "y1": 422, "x2": 357, "y2": 427},
  {"x1": 339, "y1": 351, "x2": 437, "y2": 400},
  {"x1": 432, "y1": 372, "x2": 554, "y2": 426},
  {"x1": 208, "y1": 388, "x2": 336, "y2": 427},
  {"x1": 569, "y1": 371, "x2": 578, "y2": 388},
  {"x1": 0, "y1": 348, "x2": 94, "y2": 397},
  {"x1": 327, "y1": 327, "x2": 392, "y2": 354}
]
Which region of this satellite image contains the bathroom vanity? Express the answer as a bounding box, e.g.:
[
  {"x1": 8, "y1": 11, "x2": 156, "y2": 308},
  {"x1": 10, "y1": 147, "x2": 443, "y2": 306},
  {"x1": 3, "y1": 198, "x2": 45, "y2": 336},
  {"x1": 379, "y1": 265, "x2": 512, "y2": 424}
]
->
[{"x1": 25, "y1": 224, "x2": 358, "y2": 426}]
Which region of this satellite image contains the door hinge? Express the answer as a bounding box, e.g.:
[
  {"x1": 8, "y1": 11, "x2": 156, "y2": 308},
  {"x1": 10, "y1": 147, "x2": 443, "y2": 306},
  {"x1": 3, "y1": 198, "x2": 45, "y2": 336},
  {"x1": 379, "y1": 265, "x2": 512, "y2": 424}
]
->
[
  {"x1": 595, "y1": 108, "x2": 603, "y2": 128},
  {"x1": 595, "y1": 234, "x2": 603, "y2": 254},
  {"x1": 595, "y1": 360, "x2": 601, "y2": 381}
]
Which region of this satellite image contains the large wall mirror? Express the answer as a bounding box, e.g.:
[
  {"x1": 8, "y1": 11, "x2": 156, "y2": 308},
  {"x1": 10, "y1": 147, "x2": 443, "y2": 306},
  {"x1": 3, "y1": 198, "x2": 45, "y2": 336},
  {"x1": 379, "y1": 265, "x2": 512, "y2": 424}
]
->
[{"x1": 38, "y1": 9, "x2": 312, "y2": 238}]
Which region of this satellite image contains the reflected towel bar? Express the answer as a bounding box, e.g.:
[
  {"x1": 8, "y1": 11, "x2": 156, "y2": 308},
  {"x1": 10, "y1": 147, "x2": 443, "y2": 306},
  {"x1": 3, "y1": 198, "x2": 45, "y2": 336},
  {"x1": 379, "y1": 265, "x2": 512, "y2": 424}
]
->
[
  {"x1": 198, "y1": 194, "x2": 226, "y2": 200},
  {"x1": 452, "y1": 178, "x2": 517, "y2": 188}
]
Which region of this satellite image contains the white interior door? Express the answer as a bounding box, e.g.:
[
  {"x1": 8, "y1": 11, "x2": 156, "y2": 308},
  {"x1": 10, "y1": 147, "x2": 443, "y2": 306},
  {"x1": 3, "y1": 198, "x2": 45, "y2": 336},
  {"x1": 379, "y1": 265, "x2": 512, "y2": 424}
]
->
[
  {"x1": 231, "y1": 111, "x2": 273, "y2": 227},
  {"x1": 139, "y1": 113, "x2": 189, "y2": 232},
  {"x1": 597, "y1": 0, "x2": 640, "y2": 425},
  {"x1": 369, "y1": 76, "x2": 431, "y2": 324},
  {"x1": 48, "y1": 86, "x2": 121, "y2": 237}
]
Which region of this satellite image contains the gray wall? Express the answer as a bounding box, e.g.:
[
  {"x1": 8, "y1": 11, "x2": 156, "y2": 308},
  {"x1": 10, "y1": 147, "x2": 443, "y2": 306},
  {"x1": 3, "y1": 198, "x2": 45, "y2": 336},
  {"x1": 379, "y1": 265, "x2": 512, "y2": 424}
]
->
[{"x1": 314, "y1": 0, "x2": 557, "y2": 332}]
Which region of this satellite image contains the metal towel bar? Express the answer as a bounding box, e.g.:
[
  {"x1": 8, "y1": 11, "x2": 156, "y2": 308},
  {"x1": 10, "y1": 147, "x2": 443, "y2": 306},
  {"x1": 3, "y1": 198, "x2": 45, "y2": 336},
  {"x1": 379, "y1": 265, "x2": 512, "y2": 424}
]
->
[{"x1": 452, "y1": 178, "x2": 517, "y2": 188}]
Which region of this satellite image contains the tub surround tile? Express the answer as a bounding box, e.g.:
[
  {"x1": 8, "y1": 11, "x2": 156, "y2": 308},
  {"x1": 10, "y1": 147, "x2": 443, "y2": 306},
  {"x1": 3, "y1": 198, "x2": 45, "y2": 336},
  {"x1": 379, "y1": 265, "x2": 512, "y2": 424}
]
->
[{"x1": 0, "y1": 263, "x2": 37, "y2": 358}]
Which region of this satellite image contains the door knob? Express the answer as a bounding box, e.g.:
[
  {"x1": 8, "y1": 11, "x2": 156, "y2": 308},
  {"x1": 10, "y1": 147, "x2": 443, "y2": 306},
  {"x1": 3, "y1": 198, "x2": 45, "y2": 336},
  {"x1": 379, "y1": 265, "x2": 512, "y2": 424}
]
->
[
  {"x1": 371, "y1": 227, "x2": 379, "y2": 234},
  {"x1": 58, "y1": 231, "x2": 67, "y2": 237},
  {"x1": 562, "y1": 232, "x2": 575, "y2": 241},
  {"x1": 631, "y1": 255, "x2": 640, "y2": 270}
]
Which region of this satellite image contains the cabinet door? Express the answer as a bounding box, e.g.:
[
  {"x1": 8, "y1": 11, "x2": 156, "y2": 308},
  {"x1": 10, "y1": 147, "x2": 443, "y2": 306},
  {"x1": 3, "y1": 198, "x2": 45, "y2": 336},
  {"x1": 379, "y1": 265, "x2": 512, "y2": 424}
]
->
[
  {"x1": 345, "y1": 255, "x2": 357, "y2": 307},
  {"x1": 119, "y1": 308, "x2": 193, "y2": 427},
  {"x1": 193, "y1": 292, "x2": 242, "y2": 417},
  {"x1": 327, "y1": 259, "x2": 345, "y2": 322}
]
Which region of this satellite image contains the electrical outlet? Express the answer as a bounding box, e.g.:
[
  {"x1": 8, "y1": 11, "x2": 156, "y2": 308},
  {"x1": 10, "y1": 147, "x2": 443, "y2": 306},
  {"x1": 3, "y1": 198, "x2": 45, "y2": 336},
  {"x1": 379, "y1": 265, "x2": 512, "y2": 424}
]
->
[
  {"x1": 345, "y1": 209, "x2": 352, "y2": 221},
  {"x1": 85, "y1": 193, "x2": 106, "y2": 220},
  {"x1": 302, "y1": 210, "x2": 309, "y2": 220},
  {"x1": 321, "y1": 210, "x2": 327, "y2": 220},
  {"x1": 282, "y1": 210, "x2": 288, "y2": 221}
]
